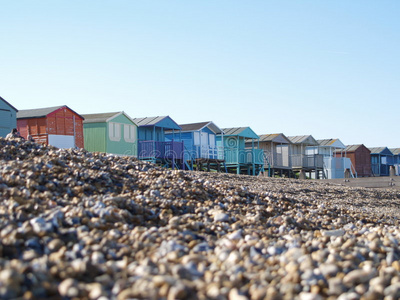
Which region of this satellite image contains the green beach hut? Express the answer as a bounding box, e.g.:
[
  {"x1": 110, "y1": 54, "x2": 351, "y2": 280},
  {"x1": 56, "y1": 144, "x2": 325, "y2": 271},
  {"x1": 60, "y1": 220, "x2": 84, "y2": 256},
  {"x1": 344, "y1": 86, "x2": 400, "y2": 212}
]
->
[{"x1": 82, "y1": 111, "x2": 138, "y2": 156}]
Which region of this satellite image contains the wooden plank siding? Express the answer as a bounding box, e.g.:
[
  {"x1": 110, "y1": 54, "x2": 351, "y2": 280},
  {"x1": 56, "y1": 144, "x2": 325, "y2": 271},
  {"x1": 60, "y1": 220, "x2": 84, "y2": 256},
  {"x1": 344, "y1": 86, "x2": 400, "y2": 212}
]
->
[
  {"x1": 47, "y1": 108, "x2": 84, "y2": 148},
  {"x1": 132, "y1": 116, "x2": 186, "y2": 169},
  {"x1": 138, "y1": 140, "x2": 183, "y2": 160},
  {"x1": 83, "y1": 112, "x2": 137, "y2": 156},
  {"x1": 369, "y1": 147, "x2": 394, "y2": 177},
  {"x1": 18, "y1": 118, "x2": 48, "y2": 144},
  {"x1": 83, "y1": 123, "x2": 107, "y2": 153},
  {"x1": 17, "y1": 106, "x2": 84, "y2": 148},
  {"x1": 0, "y1": 97, "x2": 18, "y2": 138},
  {"x1": 219, "y1": 127, "x2": 264, "y2": 175},
  {"x1": 335, "y1": 145, "x2": 371, "y2": 177}
]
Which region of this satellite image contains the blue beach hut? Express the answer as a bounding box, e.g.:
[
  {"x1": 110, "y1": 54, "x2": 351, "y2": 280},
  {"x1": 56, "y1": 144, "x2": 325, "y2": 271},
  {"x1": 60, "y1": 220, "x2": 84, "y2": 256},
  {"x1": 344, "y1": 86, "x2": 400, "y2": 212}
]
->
[
  {"x1": 369, "y1": 147, "x2": 394, "y2": 176},
  {"x1": 166, "y1": 121, "x2": 225, "y2": 171},
  {"x1": 132, "y1": 116, "x2": 185, "y2": 169}
]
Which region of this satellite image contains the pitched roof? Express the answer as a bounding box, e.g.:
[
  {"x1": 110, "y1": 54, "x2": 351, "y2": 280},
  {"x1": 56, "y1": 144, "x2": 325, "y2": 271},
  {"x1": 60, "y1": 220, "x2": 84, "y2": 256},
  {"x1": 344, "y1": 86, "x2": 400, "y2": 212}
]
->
[
  {"x1": 258, "y1": 133, "x2": 291, "y2": 143},
  {"x1": 390, "y1": 148, "x2": 400, "y2": 155},
  {"x1": 131, "y1": 116, "x2": 181, "y2": 130},
  {"x1": 82, "y1": 112, "x2": 135, "y2": 124},
  {"x1": 17, "y1": 105, "x2": 84, "y2": 120},
  {"x1": 132, "y1": 116, "x2": 166, "y2": 126},
  {"x1": 178, "y1": 121, "x2": 223, "y2": 134},
  {"x1": 0, "y1": 96, "x2": 18, "y2": 112},
  {"x1": 82, "y1": 112, "x2": 121, "y2": 123},
  {"x1": 179, "y1": 121, "x2": 209, "y2": 131},
  {"x1": 318, "y1": 139, "x2": 336, "y2": 146},
  {"x1": 339, "y1": 144, "x2": 369, "y2": 153},
  {"x1": 368, "y1": 147, "x2": 393, "y2": 155},
  {"x1": 222, "y1": 127, "x2": 259, "y2": 139},
  {"x1": 317, "y1": 138, "x2": 345, "y2": 148},
  {"x1": 17, "y1": 106, "x2": 64, "y2": 118},
  {"x1": 288, "y1": 135, "x2": 318, "y2": 146}
]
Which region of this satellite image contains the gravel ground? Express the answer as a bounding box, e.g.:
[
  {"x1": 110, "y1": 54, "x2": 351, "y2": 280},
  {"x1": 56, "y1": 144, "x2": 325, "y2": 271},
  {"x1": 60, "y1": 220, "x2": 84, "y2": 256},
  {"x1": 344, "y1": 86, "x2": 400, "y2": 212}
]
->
[{"x1": 1, "y1": 137, "x2": 400, "y2": 300}]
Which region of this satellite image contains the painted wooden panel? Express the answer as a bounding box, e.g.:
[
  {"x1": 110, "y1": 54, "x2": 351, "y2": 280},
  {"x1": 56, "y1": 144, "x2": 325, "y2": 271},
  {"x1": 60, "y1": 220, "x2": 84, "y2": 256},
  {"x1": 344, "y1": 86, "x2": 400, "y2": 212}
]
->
[
  {"x1": 17, "y1": 117, "x2": 47, "y2": 141},
  {"x1": 84, "y1": 123, "x2": 107, "y2": 153},
  {"x1": 166, "y1": 128, "x2": 221, "y2": 160},
  {"x1": 259, "y1": 142, "x2": 291, "y2": 168},
  {"x1": 336, "y1": 146, "x2": 371, "y2": 177},
  {"x1": 0, "y1": 109, "x2": 12, "y2": 137},
  {"x1": 106, "y1": 123, "x2": 137, "y2": 156},
  {"x1": 83, "y1": 112, "x2": 137, "y2": 155},
  {"x1": 155, "y1": 117, "x2": 181, "y2": 130},
  {"x1": 138, "y1": 127, "x2": 164, "y2": 141},
  {"x1": 18, "y1": 107, "x2": 84, "y2": 148},
  {"x1": 0, "y1": 100, "x2": 17, "y2": 137},
  {"x1": 224, "y1": 148, "x2": 264, "y2": 165},
  {"x1": 138, "y1": 140, "x2": 184, "y2": 160},
  {"x1": 74, "y1": 117, "x2": 84, "y2": 148},
  {"x1": 292, "y1": 154, "x2": 323, "y2": 169},
  {"x1": 49, "y1": 135, "x2": 75, "y2": 148},
  {"x1": 0, "y1": 98, "x2": 17, "y2": 137}
]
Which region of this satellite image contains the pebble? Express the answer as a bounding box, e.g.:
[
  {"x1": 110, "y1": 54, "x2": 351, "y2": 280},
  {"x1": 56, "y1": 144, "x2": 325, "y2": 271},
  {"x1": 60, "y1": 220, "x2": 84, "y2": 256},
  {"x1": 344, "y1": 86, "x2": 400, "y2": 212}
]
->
[{"x1": 2, "y1": 137, "x2": 400, "y2": 299}]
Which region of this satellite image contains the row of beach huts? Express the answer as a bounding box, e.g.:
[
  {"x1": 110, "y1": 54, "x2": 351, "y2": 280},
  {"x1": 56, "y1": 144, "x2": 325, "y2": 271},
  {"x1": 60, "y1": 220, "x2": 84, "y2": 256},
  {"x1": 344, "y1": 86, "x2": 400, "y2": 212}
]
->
[{"x1": 1, "y1": 96, "x2": 399, "y2": 179}]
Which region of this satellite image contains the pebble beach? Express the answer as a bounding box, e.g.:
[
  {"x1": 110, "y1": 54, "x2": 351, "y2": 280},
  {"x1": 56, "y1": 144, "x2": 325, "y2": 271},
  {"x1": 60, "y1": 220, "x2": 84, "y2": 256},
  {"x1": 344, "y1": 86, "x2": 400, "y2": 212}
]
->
[{"x1": 2, "y1": 138, "x2": 400, "y2": 300}]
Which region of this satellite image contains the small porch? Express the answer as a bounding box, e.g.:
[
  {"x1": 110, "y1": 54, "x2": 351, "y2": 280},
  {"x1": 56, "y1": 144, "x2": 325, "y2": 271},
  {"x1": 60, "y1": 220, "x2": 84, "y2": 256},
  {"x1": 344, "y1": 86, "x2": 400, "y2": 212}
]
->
[
  {"x1": 288, "y1": 135, "x2": 325, "y2": 179},
  {"x1": 255, "y1": 133, "x2": 292, "y2": 177},
  {"x1": 185, "y1": 145, "x2": 226, "y2": 172},
  {"x1": 138, "y1": 140, "x2": 185, "y2": 169},
  {"x1": 369, "y1": 147, "x2": 394, "y2": 177},
  {"x1": 224, "y1": 148, "x2": 264, "y2": 175},
  {"x1": 132, "y1": 116, "x2": 186, "y2": 170},
  {"x1": 220, "y1": 127, "x2": 264, "y2": 176}
]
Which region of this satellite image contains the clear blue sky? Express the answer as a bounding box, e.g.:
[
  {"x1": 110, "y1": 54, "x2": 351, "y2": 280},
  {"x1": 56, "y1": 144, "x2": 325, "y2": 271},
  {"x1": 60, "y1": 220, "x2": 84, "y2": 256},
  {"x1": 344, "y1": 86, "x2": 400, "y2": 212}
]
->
[{"x1": 1, "y1": 1, "x2": 399, "y2": 147}]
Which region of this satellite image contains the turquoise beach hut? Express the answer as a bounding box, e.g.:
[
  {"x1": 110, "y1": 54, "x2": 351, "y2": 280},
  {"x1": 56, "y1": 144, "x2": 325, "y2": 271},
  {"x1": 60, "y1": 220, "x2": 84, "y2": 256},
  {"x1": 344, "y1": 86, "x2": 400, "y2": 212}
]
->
[{"x1": 217, "y1": 127, "x2": 264, "y2": 175}]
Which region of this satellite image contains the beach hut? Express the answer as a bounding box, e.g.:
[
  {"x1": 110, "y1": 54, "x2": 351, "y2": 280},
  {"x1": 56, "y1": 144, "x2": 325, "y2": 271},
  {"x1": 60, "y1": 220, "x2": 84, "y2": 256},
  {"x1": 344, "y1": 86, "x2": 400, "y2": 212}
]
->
[
  {"x1": 335, "y1": 145, "x2": 371, "y2": 177},
  {"x1": 218, "y1": 127, "x2": 264, "y2": 175},
  {"x1": 132, "y1": 116, "x2": 185, "y2": 169},
  {"x1": 390, "y1": 148, "x2": 400, "y2": 175},
  {"x1": 82, "y1": 112, "x2": 138, "y2": 156},
  {"x1": 288, "y1": 135, "x2": 324, "y2": 178},
  {"x1": 389, "y1": 148, "x2": 400, "y2": 176},
  {"x1": 308, "y1": 139, "x2": 354, "y2": 179},
  {"x1": 0, "y1": 96, "x2": 18, "y2": 138},
  {"x1": 17, "y1": 105, "x2": 84, "y2": 148},
  {"x1": 165, "y1": 121, "x2": 225, "y2": 171},
  {"x1": 368, "y1": 147, "x2": 394, "y2": 176},
  {"x1": 253, "y1": 133, "x2": 292, "y2": 177}
]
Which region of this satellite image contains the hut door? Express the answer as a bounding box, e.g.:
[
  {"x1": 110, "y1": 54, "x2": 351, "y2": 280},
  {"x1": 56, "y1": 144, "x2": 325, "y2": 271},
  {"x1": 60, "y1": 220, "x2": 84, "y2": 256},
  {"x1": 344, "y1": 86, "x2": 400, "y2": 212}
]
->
[
  {"x1": 0, "y1": 109, "x2": 11, "y2": 137},
  {"x1": 201, "y1": 132, "x2": 208, "y2": 158}
]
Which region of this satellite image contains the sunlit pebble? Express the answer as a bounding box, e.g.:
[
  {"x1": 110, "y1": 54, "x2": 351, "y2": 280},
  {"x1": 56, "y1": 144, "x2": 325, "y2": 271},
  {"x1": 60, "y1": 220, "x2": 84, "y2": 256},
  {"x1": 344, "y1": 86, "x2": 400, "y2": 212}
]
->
[{"x1": 1, "y1": 137, "x2": 400, "y2": 299}]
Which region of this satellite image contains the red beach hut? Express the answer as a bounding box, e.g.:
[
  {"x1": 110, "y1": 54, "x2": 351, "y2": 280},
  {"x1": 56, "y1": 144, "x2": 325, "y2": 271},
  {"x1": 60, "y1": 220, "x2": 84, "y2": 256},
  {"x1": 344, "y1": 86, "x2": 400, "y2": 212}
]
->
[
  {"x1": 17, "y1": 105, "x2": 84, "y2": 148},
  {"x1": 335, "y1": 144, "x2": 372, "y2": 177}
]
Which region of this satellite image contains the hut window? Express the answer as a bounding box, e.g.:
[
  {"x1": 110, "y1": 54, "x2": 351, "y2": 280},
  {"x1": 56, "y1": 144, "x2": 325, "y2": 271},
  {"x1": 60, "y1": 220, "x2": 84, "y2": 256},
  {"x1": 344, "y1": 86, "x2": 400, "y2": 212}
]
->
[
  {"x1": 194, "y1": 132, "x2": 200, "y2": 145},
  {"x1": 109, "y1": 122, "x2": 121, "y2": 141},
  {"x1": 201, "y1": 132, "x2": 208, "y2": 146},
  {"x1": 209, "y1": 134, "x2": 215, "y2": 146},
  {"x1": 124, "y1": 124, "x2": 136, "y2": 143}
]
